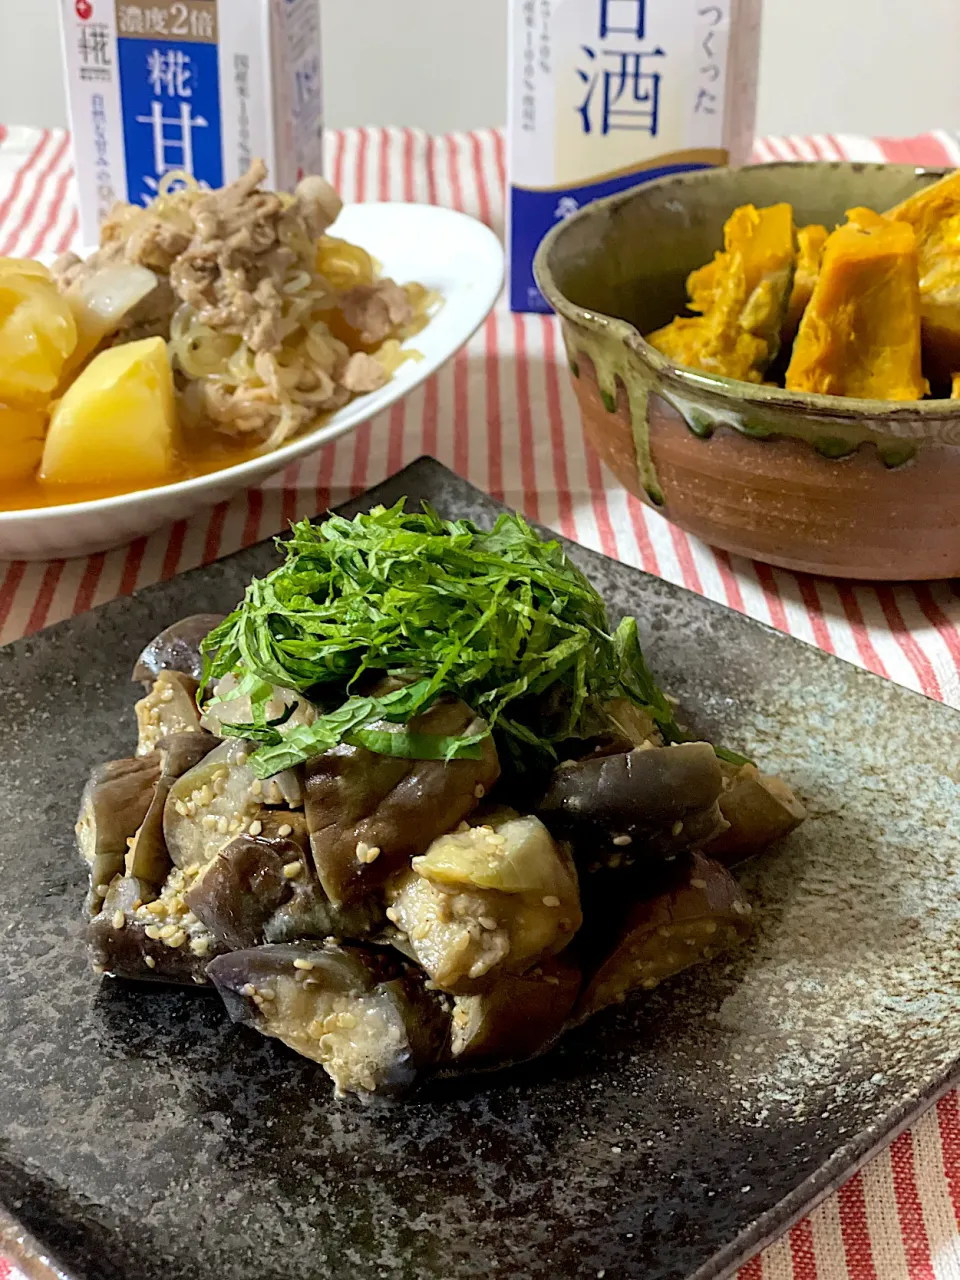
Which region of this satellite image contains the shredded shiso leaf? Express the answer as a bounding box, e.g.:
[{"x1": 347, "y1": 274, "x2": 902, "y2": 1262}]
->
[{"x1": 201, "y1": 501, "x2": 690, "y2": 779}]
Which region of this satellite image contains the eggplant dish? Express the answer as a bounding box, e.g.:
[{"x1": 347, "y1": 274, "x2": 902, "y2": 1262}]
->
[{"x1": 78, "y1": 502, "x2": 806, "y2": 1096}]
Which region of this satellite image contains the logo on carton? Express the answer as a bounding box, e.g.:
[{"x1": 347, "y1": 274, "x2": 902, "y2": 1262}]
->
[{"x1": 76, "y1": 0, "x2": 93, "y2": 20}]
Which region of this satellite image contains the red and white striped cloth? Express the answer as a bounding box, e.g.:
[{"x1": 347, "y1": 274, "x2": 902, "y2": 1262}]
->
[{"x1": 0, "y1": 123, "x2": 958, "y2": 1280}]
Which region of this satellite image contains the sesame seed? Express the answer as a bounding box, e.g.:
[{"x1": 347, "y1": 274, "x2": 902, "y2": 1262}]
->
[
  {"x1": 217, "y1": 816, "x2": 229, "y2": 835},
  {"x1": 144, "y1": 955, "x2": 156, "y2": 969},
  {"x1": 112, "y1": 910, "x2": 125, "y2": 930},
  {"x1": 241, "y1": 983, "x2": 256, "y2": 997},
  {"x1": 190, "y1": 937, "x2": 210, "y2": 957},
  {"x1": 671, "y1": 820, "x2": 684, "y2": 836},
  {"x1": 95, "y1": 883, "x2": 110, "y2": 896},
  {"x1": 278, "y1": 823, "x2": 293, "y2": 838},
  {"x1": 385, "y1": 907, "x2": 399, "y2": 923},
  {"x1": 251, "y1": 779, "x2": 263, "y2": 795},
  {"x1": 703, "y1": 920, "x2": 718, "y2": 934},
  {"x1": 542, "y1": 895, "x2": 561, "y2": 908},
  {"x1": 474, "y1": 784, "x2": 485, "y2": 798},
  {"x1": 283, "y1": 861, "x2": 303, "y2": 879},
  {"x1": 167, "y1": 930, "x2": 187, "y2": 949},
  {"x1": 249, "y1": 819, "x2": 263, "y2": 836},
  {"x1": 146, "y1": 900, "x2": 167, "y2": 916},
  {"x1": 293, "y1": 958, "x2": 314, "y2": 971},
  {"x1": 144, "y1": 925, "x2": 162, "y2": 940},
  {"x1": 691, "y1": 878, "x2": 708, "y2": 889},
  {"x1": 612, "y1": 834, "x2": 632, "y2": 847},
  {"x1": 259, "y1": 988, "x2": 276, "y2": 1001},
  {"x1": 641, "y1": 977, "x2": 659, "y2": 989},
  {"x1": 544, "y1": 974, "x2": 560, "y2": 985},
  {"x1": 478, "y1": 916, "x2": 498, "y2": 931},
  {"x1": 159, "y1": 924, "x2": 178, "y2": 939}
]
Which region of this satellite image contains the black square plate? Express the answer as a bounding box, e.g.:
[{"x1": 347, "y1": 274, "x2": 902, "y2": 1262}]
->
[{"x1": 0, "y1": 458, "x2": 958, "y2": 1280}]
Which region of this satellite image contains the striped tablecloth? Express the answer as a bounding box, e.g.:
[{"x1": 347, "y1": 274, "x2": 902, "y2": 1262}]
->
[{"x1": 0, "y1": 123, "x2": 959, "y2": 1280}]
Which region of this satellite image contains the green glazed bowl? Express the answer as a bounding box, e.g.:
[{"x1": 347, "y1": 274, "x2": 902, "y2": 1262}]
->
[{"x1": 534, "y1": 161, "x2": 960, "y2": 581}]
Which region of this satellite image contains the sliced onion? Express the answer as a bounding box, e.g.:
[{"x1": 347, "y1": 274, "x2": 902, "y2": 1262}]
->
[{"x1": 65, "y1": 263, "x2": 159, "y2": 364}]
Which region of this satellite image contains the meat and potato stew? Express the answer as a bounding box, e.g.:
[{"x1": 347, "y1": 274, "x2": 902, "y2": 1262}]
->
[{"x1": 79, "y1": 502, "x2": 806, "y2": 1096}]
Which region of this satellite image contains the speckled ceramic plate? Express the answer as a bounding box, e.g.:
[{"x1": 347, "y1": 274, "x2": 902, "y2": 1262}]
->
[{"x1": 0, "y1": 458, "x2": 958, "y2": 1280}]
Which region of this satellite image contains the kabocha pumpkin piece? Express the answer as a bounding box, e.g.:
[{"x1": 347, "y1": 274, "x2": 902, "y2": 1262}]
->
[
  {"x1": 886, "y1": 170, "x2": 960, "y2": 385},
  {"x1": 647, "y1": 202, "x2": 796, "y2": 384},
  {"x1": 782, "y1": 223, "x2": 829, "y2": 341},
  {"x1": 785, "y1": 219, "x2": 928, "y2": 401}
]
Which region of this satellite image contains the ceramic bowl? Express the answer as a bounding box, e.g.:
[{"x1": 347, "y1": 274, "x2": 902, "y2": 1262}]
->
[
  {"x1": 0, "y1": 202, "x2": 504, "y2": 562},
  {"x1": 534, "y1": 161, "x2": 960, "y2": 581}
]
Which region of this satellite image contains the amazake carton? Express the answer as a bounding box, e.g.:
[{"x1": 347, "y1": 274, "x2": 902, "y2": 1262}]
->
[{"x1": 60, "y1": 0, "x2": 324, "y2": 244}]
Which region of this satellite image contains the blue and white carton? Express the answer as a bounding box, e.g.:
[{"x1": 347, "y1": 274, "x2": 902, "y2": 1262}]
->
[
  {"x1": 60, "y1": 0, "x2": 324, "y2": 243},
  {"x1": 507, "y1": 0, "x2": 761, "y2": 313}
]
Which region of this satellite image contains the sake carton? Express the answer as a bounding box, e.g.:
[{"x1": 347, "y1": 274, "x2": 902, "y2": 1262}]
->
[
  {"x1": 59, "y1": 0, "x2": 324, "y2": 244},
  {"x1": 507, "y1": 0, "x2": 761, "y2": 312}
]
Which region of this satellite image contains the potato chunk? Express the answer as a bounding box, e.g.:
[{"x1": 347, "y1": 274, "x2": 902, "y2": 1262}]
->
[
  {"x1": 0, "y1": 402, "x2": 46, "y2": 482},
  {"x1": 40, "y1": 336, "x2": 177, "y2": 487},
  {"x1": 0, "y1": 262, "x2": 77, "y2": 406}
]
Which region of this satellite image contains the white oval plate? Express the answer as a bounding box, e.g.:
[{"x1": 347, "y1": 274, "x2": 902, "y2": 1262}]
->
[{"x1": 3, "y1": 203, "x2": 504, "y2": 561}]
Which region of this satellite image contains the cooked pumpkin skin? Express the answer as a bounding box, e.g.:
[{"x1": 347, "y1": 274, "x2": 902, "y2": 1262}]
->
[
  {"x1": 886, "y1": 171, "x2": 960, "y2": 384},
  {"x1": 785, "y1": 219, "x2": 928, "y2": 401},
  {"x1": 647, "y1": 203, "x2": 796, "y2": 384},
  {"x1": 782, "y1": 223, "x2": 830, "y2": 342}
]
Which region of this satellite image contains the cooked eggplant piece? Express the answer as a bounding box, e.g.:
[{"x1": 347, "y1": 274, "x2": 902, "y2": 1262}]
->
[
  {"x1": 386, "y1": 814, "x2": 582, "y2": 994},
  {"x1": 200, "y1": 674, "x2": 316, "y2": 746},
  {"x1": 538, "y1": 742, "x2": 727, "y2": 866},
  {"x1": 125, "y1": 731, "x2": 218, "y2": 888},
  {"x1": 304, "y1": 694, "x2": 500, "y2": 905},
  {"x1": 449, "y1": 954, "x2": 581, "y2": 1067},
  {"x1": 88, "y1": 871, "x2": 225, "y2": 985},
  {"x1": 163, "y1": 738, "x2": 268, "y2": 871},
  {"x1": 576, "y1": 852, "x2": 753, "y2": 1019},
  {"x1": 76, "y1": 755, "x2": 162, "y2": 916},
  {"x1": 207, "y1": 943, "x2": 449, "y2": 1095},
  {"x1": 132, "y1": 614, "x2": 224, "y2": 687},
  {"x1": 135, "y1": 670, "x2": 202, "y2": 755},
  {"x1": 186, "y1": 815, "x2": 382, "y2": 949},
  {"x1": 603, "y1": 698, "x2": 662, "y2": 748},
  {"x1": 706, "y1": 762, "x2": 807, "y2": 865}
]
